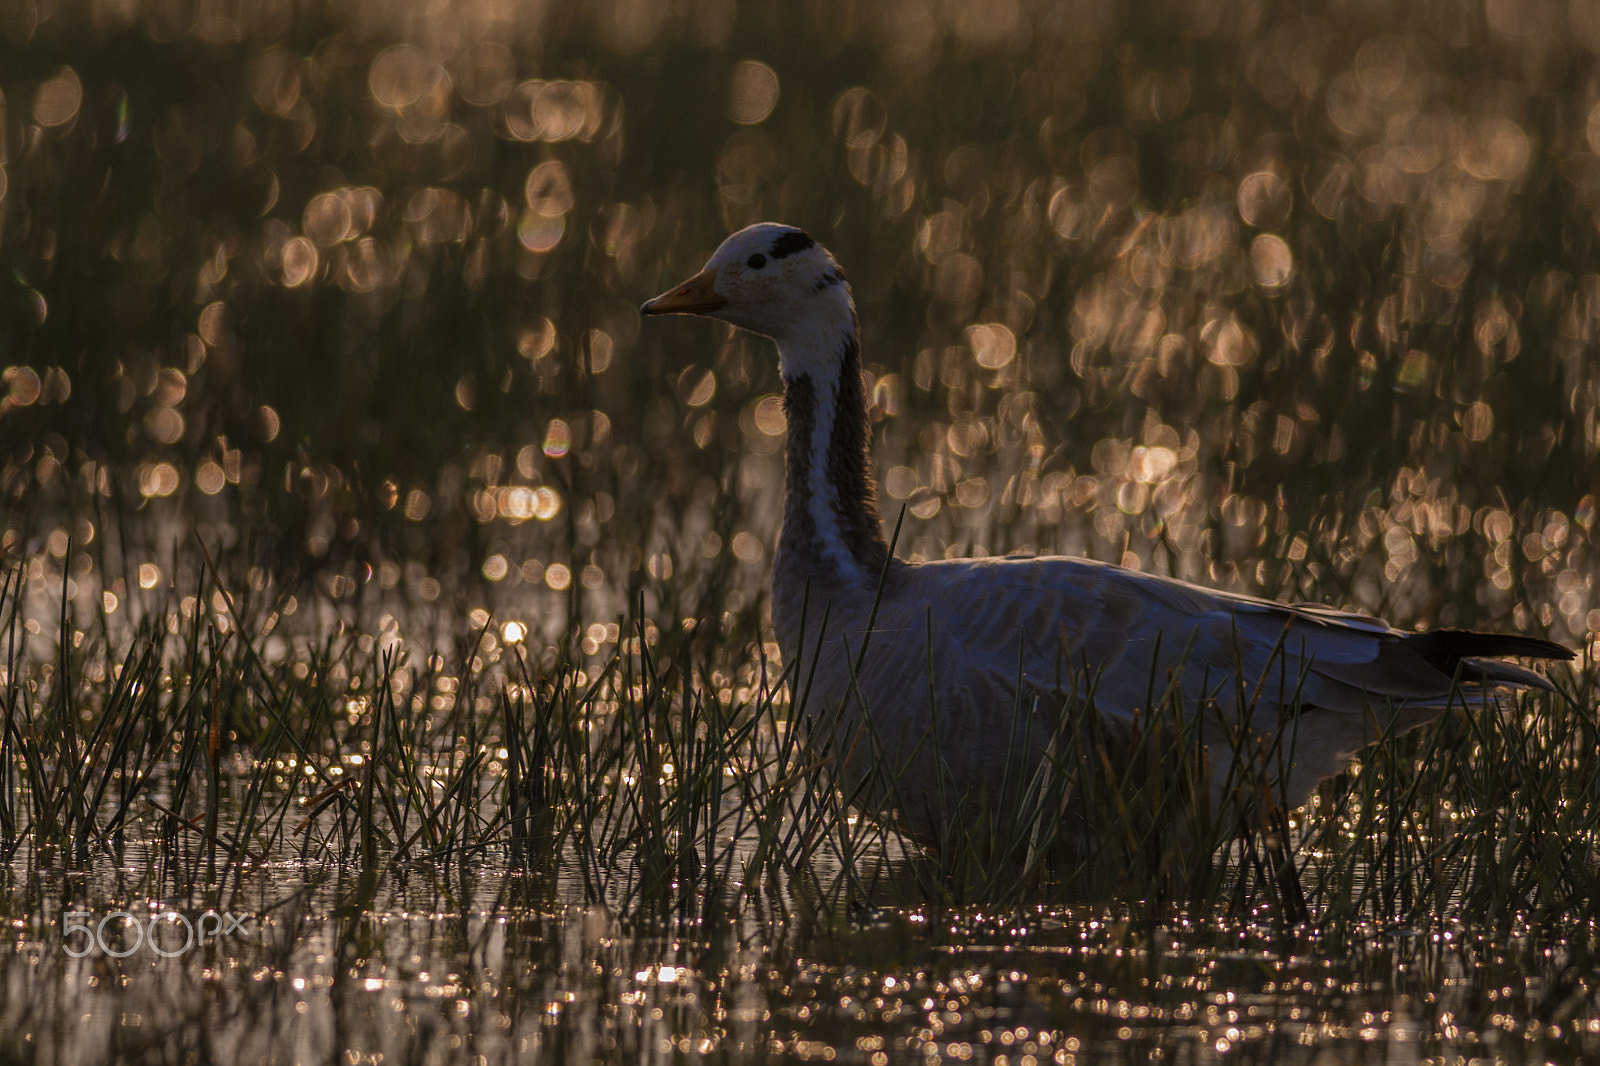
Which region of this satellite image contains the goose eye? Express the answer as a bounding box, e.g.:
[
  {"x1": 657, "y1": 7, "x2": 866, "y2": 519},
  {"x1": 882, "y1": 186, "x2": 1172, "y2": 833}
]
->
[{"x1": 747, "y1": 253, "x2": 767, "y2": 270}]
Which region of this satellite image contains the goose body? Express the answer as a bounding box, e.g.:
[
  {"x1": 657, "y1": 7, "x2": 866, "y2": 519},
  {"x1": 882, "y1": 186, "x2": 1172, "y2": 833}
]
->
[{"x1": 642, "y1": 223, "x2": 1572, "y2": 841}]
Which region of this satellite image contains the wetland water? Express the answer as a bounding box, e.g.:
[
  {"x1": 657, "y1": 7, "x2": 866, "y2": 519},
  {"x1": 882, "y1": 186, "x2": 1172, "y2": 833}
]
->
[{"x1": 4, "y1": 0, "x2": 1600, "y2": 1061}]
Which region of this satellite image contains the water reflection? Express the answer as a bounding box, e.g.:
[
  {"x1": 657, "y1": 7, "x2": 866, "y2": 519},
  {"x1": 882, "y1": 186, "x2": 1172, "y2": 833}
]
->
[{"x1": 9, "y1": 879, "x2": 1600, "y2": 1062}]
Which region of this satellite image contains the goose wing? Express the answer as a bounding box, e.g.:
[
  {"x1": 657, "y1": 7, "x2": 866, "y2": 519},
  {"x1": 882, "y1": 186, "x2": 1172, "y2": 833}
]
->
[{"x1": 885, "y1": 555, "x2": 1568, "y2": 722}]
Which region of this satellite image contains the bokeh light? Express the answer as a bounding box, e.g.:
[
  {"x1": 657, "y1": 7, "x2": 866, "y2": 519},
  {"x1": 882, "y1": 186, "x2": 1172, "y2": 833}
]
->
[{"x1": 0, "y1": 0, "x2": 1593, "y2": 653}]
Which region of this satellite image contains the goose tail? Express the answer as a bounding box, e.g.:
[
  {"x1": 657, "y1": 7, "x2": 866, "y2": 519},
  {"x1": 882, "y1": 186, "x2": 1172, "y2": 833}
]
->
[{"x1": 1405, "y1": 629, "x2": 1574, "y2": 693}]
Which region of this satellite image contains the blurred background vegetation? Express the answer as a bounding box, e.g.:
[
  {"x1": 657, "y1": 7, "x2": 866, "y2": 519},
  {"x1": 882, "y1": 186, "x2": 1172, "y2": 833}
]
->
[{"x1": 3, "y1": 0, "x2": 1598, "y2": 653}]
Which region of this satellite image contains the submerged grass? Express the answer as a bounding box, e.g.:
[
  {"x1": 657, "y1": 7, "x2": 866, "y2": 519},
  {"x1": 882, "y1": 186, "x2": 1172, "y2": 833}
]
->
[
  {"x1": 3, "y1": 529, "x2": 1599, "y2": 1063},
  {"x1": 2, "y1": 535, "x2": 1594, "y2": 937}
]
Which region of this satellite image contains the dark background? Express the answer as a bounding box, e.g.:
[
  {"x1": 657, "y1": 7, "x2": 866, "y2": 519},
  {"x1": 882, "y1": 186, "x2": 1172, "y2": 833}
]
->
[{"x1": 2, "y1": 0, "x2": 1596, "y2": 646}]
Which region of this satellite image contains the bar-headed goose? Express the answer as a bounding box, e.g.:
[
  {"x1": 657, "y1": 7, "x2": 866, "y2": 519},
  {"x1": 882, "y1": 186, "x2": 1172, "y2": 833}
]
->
[{"x1": 641, "y1": 222, "x2": 1571, "y2": 842}]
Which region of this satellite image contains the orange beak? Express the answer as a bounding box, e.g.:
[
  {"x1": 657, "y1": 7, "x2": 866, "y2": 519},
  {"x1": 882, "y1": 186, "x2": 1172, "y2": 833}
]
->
[{"x1": 640, "y1": 268, "x2": 726, "y2": 316}]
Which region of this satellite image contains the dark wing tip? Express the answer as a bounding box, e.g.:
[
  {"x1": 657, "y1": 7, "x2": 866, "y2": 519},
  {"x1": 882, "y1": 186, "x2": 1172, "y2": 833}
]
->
[
  {"x1": 1396, "y1": 629, "x2": 1571, "y2": 694},
  {"x1": 1458, "y1": 658, "x2": 1561, "y2": 691},
  {"x1": 1410, "y1": 628, "x2": 1575, "y2": 664}
]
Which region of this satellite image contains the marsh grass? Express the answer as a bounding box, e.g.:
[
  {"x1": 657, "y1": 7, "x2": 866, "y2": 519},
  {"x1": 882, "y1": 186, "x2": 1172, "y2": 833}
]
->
[{"x1": 2, "y1": 537, "x2": 1593, "y2": 942}]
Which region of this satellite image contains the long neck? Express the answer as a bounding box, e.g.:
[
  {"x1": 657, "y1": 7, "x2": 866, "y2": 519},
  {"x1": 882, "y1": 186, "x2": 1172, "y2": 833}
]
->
[{"x1": 778, "y1": 322, "x2": 890, "y2": 585}]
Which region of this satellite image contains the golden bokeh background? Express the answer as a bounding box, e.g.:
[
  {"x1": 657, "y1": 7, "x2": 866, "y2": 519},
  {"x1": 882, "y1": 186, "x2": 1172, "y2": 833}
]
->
[{"x1": 2, "y1": 0, "x2": 1598, "y2": 651}]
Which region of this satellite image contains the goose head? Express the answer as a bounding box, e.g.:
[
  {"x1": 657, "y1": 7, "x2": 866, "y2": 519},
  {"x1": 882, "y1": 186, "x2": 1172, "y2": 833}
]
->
[{"x1": 640, "y1": 223, "x2": 856, "y2": 378}]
